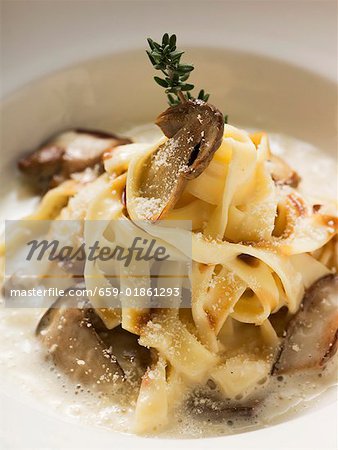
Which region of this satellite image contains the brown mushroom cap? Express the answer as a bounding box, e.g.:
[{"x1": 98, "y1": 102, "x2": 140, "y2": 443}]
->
[
  {"x1": 272, "y1": 274, "x2": 338, "y2": 375},
  {"x1": 127, "y1": 99, "x2": 224, "y2": 221},
  {"x1": 18, "y1": 129, "x2": 132, "y2": 192},
  {"x1": 155, "y1": 99, "x2": 224, "y2": 178},
  {"x1": 36, "y1": 287, "x2": 125, "y2": 393},
  {"x1": 36, "y1": 284, "x2": 152, "y2": 392},
  {"x1": 186, "y1": 388, "x2": 258, "y2": 422}
]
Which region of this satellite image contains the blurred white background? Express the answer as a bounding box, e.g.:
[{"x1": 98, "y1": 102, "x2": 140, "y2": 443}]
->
[{"x1": 1, "y1": 0, "x2": 337, "y2": 98}]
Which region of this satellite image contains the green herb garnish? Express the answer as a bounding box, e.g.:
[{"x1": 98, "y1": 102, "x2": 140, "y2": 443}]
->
[{"x1": 146, "y1": 33, "x2": 210, "y2": 106}]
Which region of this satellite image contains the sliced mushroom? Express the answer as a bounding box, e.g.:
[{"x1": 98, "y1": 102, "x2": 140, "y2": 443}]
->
[
  {"x1": 272, "y1": 274, "x2": 338, "y2": 375},
  {"x1": 186, "y1": 388, "x2": 258, "y2": 422},
  {"x1": 36, "y1": 285, "x2": 151, "y2": 392},
  {"x1": 18, "y1": 129, "x2": 131, "y2": 192},
  {"x1": 127, "y1": 99, "x2": 224, "y2": 221},
  {"x1": 269, "y1": 154, "x2": 300, "y2": 188},
  {"x1": 36, "y1": 286, "x2": 125, "y2": 393},
  {"x1": 86, "y1": 311, "x2": 152, "y2": 383},
  {"x1": 155, "y1": 99, "x2": 224, "y2": 178},
  {"x1": 18, "y1": 145, "x2": 65, "y2": 179}
]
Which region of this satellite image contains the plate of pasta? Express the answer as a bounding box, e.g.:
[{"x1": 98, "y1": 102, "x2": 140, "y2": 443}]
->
[{"x1": 0, "y1": 32, "x2": 337, "y2": 449}]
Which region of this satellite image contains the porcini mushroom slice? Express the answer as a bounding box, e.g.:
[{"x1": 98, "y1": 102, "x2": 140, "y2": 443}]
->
[
  {"x1": 36, "y1": 286, "x2": 125, "y2": 392},
  {"x1": 272, "y1": 275, "x2": 338, "y2": 375},
  {"x1": 156, "y1": 100, "x2": 224, "y2": 178},
  {"x1": 127, "y1": 99, "x2": 224, "y2": 221},
  {"x1": 187, "y1": 389, "x2": 258, "y2": 422},
  {"x1": 86, "y1": 311, "x2": 152, "y2": 383},
  {"x1": 18, "y1": 129, "x2": 131, "y2": 191},
  {"x1": 269, "y1": 155, "x2": 300, "y2": 188}
]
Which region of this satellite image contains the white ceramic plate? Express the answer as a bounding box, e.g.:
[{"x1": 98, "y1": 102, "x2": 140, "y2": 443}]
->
[{"x1": 1, "y1": 2, "x2": 337, "y2": 449}]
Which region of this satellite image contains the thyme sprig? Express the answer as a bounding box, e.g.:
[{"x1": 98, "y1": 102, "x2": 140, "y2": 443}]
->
[{"x1": 146, "y1": 33, "x2": 210, "y2": 106}]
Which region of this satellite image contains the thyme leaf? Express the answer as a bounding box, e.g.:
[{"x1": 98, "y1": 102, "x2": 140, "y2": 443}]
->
[{"x1": 146, "y1": 33, "x2": 210, "y2": 105}]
